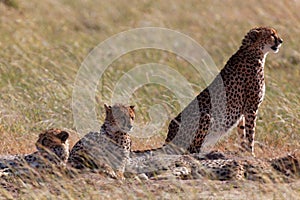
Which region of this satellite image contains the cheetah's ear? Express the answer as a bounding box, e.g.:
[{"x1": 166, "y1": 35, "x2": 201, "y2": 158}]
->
[
  {"x1": 248, "y1": 29, "x2": 260, "y2": 42},
  {"x1": 57, "y1": 131, "x2": 69, "y2": 143},
  {"x1": 104, "y1": 104, "x2": 112, "y2": 112},
  {"x1": 129, "y1": 105, "x2": 135, "y2": 110}
]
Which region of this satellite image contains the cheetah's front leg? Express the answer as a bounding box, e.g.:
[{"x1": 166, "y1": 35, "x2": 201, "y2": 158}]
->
[
  {"x1": 238, "y1": 115, "x2": 253, "y2": 156},
  {"x1": 237, "y1": 115, "x2": 246, "y2": 142},
  {"x1": 241, "y1": 110, "x2": 258, "y2": 157}
]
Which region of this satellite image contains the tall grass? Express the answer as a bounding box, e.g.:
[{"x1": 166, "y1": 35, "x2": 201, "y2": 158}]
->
[{"x1": 0, "y1": 0, "x2": 299, "y2": 198}]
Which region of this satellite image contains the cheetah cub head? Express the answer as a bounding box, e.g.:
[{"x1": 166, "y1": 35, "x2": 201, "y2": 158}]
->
[
  {"x1": 242, "y1": 27, "x2": 283, "y2": 54},
  {"x1": 35, "y1": 129, "x2": 70, "y2": 163},
  {"x1": 104, "y1": 104, "x2": 135, "y2": 133}
]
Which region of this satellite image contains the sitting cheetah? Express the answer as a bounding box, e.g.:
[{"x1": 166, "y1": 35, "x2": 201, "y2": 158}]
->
[
  {"x1": 162, "y1": 27, "x2": 283, "y2": 155},
  {"x1": 68, "y1": 104, "x2": 135, "y2": 179},
  {"x1": 0, "y1": 129, "x2": 70, "y2": 175}
]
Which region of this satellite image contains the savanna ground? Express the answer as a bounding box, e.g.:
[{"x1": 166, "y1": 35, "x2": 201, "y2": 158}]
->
[{"x1": 0, "y1": 0, "x2": 299, "y2": 199}]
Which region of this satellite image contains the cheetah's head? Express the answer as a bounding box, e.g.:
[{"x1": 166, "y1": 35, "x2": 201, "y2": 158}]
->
[
  {"x1": 35, "y1": 129, "x2": 70, "y2": 163},
  {"x1": 104, "y1": 104, "x2": 135, "y2": 133},
  {"x1": 241, "y1": 27, "x2": 283, "y2": 54}
]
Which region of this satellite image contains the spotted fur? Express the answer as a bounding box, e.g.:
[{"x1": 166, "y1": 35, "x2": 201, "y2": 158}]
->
[
  {"x1": 0, "y1": 129, "x2": 70, "y2": 173},
  {"x1": 127, "y1": 151, "x2": 300, "y2": 182},
  {"x1": 68, "y1": 104, "x2": 135, "y2": 179},
  {"x1": 164, "y1": 27, "x2": 283, "y2": 155}
]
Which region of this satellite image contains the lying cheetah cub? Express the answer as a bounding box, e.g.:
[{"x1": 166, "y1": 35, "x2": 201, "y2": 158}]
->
[{"x1": 0, "y1": 129, "x2": 70, "y2": 175}]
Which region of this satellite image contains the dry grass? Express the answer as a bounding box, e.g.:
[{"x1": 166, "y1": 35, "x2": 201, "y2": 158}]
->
[{"x1": 0, "y1": 0, "x2": 299, "y2": 199}]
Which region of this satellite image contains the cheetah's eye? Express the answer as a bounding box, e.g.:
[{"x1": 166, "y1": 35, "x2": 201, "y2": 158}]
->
[
  {"x1": 271, "y1": 34, "x2": 276, "y2": 39},
  {"x1": 271, "y1": 34, "x2": 278, "y2": 43}
]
